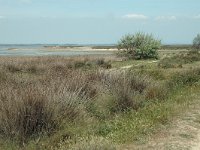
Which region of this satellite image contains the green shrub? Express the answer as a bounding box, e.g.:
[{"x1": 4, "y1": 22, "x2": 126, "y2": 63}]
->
[{"x1": 117, "y1": 32, "x2": 161, "y2": 59}]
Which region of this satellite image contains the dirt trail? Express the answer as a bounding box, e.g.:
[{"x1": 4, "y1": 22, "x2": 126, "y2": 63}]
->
[
  {"x1": 120, "y1": 60, "x2": 158, "y2": 69},
  {"x1": 119, "y1": 99, "x2": 200, "y2": 150}
]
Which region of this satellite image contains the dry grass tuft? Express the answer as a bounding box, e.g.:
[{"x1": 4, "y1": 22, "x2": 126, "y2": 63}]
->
[
  {"x1": 0, "y1": 82, "x2": 86, "y2": 142},
  {"x1": 101, "y1": 71, "x2": 151, "y2": 112}
]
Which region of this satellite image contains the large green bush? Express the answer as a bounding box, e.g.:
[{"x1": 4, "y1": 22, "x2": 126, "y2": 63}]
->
[{"x1": 117, "y1": 32, "x2": 161, "y2": 59}]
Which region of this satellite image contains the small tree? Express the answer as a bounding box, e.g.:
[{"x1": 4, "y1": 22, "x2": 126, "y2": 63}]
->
[
  {"x1": 193, "y1": 34, "x2": 200, "y2": 50},
  {"x1": 117, "y1": 32, "x2": 161, "y2": 59}
]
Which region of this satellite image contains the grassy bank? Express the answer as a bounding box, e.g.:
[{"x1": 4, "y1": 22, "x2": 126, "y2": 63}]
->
[{"x1": 1, "y1": 50, "x2": 200, "y2": 149}]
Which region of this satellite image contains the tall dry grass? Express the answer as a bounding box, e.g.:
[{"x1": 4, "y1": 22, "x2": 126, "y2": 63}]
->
[
  {"x1": 100, "y1": 71, "x2": 148, "y2": 112},
  {"x1": 0, "y1": 80, "x2": 87, "y2": 142},
  {"x1": 0, "y1": 56, "x2": 102, "y2": 142}
]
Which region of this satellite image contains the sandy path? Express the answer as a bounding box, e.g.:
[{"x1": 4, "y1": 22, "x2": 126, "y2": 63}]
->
[{"x1": 120, "y1": 60, "x2": 158, "y2": 69}]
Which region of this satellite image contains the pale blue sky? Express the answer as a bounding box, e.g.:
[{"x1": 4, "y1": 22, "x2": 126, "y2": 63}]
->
[{"x1": 0, "y1": 0, "x2": 200, "y2": 44}]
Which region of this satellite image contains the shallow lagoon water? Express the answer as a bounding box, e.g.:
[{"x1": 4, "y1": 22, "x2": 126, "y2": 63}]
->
[{"x1": 0, "y1": 45, "x2": 113, "y2": 56}]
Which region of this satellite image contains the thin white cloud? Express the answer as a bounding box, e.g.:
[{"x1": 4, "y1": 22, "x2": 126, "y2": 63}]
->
[
  {"x1": 194, "y1": 14, "x2": 200, "y2": 19},
  {"x1": 123, "y1": 14, "x2": 148, "y2": 20},
  {"x1": 155, "y1": 16, "x2": 176, "y2": 21}
]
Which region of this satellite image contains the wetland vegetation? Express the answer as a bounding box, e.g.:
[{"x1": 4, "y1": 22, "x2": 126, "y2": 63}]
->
[{"x1": 1, "y1": 40, "x2": 200, "y2": 149}]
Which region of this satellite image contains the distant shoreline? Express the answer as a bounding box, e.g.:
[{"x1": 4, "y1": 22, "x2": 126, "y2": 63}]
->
[
  {"x1": 41, "y1": 44, "x2": 192, "y2": 52},
  {"x1": 42, "y1": 46, "x2": 118, "y2": 52},
  {"x1": 3, "y1": 44, "x2": 193, "y2": 52}
]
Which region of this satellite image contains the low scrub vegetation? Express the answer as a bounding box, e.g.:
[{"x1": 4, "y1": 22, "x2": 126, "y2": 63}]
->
[
  {"x1": 167, "y1": 68, "x2": 200, "y2": 88},
  {"x1": 0, "y1": 53, "x2": 200, "y2": 149},
  {"x1": 158, "y1": 50, "x2": 200, "y2": 68}
]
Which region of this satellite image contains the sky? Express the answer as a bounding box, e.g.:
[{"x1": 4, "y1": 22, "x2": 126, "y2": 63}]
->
[{"x1": 0, "y1": 0, "x2": 200, "y2": 44}]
